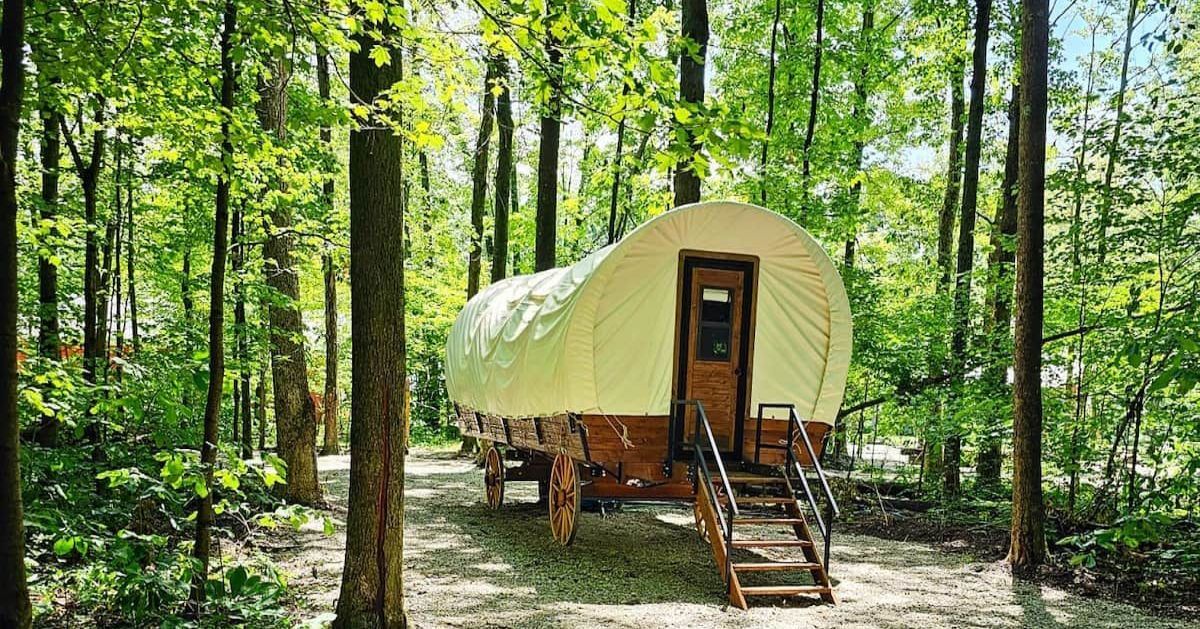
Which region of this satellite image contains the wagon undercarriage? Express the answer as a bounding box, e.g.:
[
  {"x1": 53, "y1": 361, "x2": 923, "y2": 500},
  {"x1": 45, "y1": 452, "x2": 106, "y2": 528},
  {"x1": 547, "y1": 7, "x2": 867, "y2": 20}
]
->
[{"x1": 457, "y1": 402, "x2": 841, "y2": 609}]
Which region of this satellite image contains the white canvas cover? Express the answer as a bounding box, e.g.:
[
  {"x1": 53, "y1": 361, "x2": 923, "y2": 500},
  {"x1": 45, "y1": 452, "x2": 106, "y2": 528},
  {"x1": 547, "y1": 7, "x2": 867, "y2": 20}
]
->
[{"x1": 445, "y1": 201, "x2": 853, "y2": 424}]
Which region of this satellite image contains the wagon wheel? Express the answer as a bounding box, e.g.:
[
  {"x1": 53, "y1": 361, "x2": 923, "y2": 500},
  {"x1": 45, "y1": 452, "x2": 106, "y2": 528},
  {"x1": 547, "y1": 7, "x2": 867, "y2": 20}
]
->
[
  {"x1": 484, "y1": 447, "x2": 505, "y2": 510},
  {"x1": 548, "y1": 453, "x2": 580, "y2": 546}
]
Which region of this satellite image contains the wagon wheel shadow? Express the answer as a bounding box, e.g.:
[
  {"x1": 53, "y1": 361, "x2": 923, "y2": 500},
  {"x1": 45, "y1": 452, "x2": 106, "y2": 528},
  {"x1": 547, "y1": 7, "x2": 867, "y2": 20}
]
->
[
  {"x1": 404, "y1": 465, "x2": 740, "y2": 607},
  {"x1": 407, "y1": 462, "x2": 848, "y2": 612}
]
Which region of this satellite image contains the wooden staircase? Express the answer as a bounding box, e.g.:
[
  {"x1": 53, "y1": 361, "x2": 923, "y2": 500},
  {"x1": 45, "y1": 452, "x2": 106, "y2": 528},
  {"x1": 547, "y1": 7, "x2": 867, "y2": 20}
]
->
[
  {"x1": 677, "y1": 400, "x2": 840, "y2": 610},
  {"x1": 696, "y1": 473, "x2": 836, "y2": 608}
]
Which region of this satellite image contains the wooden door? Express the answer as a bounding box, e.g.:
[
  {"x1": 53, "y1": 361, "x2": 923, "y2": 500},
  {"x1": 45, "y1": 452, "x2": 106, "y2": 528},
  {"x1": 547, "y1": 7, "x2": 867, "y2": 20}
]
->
[{"x1": 675, "y1": 256, "x2": 756, "y2": 456}]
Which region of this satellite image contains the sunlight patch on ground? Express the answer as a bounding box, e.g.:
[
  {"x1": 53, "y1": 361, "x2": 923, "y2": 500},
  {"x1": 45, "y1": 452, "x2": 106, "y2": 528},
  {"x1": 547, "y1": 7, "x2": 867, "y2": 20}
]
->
[
  {"x1": 258, "y1": 451, "x2": 1199, "y2": 629},
  {"x1": 655, "y1": 511, "x2": 693, "y2": 527}
]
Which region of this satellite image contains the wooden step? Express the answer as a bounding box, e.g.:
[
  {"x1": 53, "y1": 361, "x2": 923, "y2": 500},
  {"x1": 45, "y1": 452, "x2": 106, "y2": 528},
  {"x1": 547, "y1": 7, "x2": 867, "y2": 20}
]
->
[
  {"x1": 734, "y1": 517, "x2": 804, "y2": 525},
  {"x1": 732, "y1": 561, "x2": 821, "y2": 572},
  {"x1": 730, "y1": 539, "x2": 813, "y2": 549},
  {"x1": 741, "y1": 585, "x2": 831, "y2": 597},
  {"x1": 719, "y1": 496, "x2": 795, "y2": 505},
  {"x1": 718, "y1": 473, "x2": 786, "y2": 484}
]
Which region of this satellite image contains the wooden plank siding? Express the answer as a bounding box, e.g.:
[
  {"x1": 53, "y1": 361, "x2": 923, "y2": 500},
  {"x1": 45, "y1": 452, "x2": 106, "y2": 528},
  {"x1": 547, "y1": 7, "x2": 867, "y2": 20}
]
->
[{"x1": 455, "y1": 405, "x2": 831, "y2": 470}]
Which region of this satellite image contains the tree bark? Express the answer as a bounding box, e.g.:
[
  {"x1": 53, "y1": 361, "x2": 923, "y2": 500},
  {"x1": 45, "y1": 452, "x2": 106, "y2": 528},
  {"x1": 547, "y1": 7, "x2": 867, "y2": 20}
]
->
[
  {"x1": 492, "y1": 56, "x2": 513, "y2": 282},
  {"x1": 335, "y1": 24, "x2": 408, "y2": 629},
  {"x1": 925, "y1": 56, "x2": 965, "y2": 486},
  {"x1": 1096, "y1": 0, "x2": 1138, "y2": 265},
  {"x1": 189, "y1": 0, "x2": 235, "y2": 610},
  {"x1": 1067, "y1": 27, "x2": 1099, "y2": 512},
  {"x1": 606, "y1": 1, "x2": 635, "y2": 244},
  {"x1": 258, "y1": 56, "x2": 321, "y2": 505},
  {"x1": 33, "y1": 81, "x2": 61, "y2": 446},
  {"x1": 322, "y1": 251, "x2": 339, "y2": 455},
  {"x1": 945, "y1": 0, "x2": 991, "y2": 496},
  {"x1": 1009, "y1": 0, "x2": 1049, "y2": 576},
  {"x1": 830, "y1": 0, "x2": 875, "y2": 461},
  {"x1": 0, "y1": 0, "x2": 32, "y2": 625},
  {"x1": 233, "y1": 202, "x2": 252, "y2": 459},
  {"x1": 317, "y1": 37, "x2": 339, "y2": 457},
  {"x1": 843, "y1": 0, "x2": 874, "y2": 267},
  {"x1": 468, "y1": 60, "x2": 497, "y2": 295},
  {"x1": 125, "y1": 139, "x2": 138, "y2": 351},
  {"x1": 257, "y1": 370, "x2": 267, "y2": 451},
  {"x1": 799, "y1": 0, "x2": 826, "y2": 214},
  {"x1": 535, "y1": 7, "x2": 563, "y2": 272},
  {"x1": 61, "y1": 102, "x2": 106, "y2": 456},
  {"x1": 977, "y1": 82, "x2": 1019, "y2": 487},
  {"x1": 759, "y1": 0, "x2": 782, "y2": 205},
  {"x1": 672, "y1": 0, "x2": 708, "y2": 207}
]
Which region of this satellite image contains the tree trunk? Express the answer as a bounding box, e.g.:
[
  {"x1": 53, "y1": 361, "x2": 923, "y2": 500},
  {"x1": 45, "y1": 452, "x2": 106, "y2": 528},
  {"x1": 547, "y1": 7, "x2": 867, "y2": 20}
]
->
[
  {"x1": 936, "y1": 66, "x2": 965, "y2": 293},
  {"x1": 606, "y1": 2, "x2": 635, "y2": 244},
  {"x1": 33, "y1": 86, "x2": 61, "y2": 446},
  {"x1": 0, "y1": 0, "x2": 32, "y2": 625},
  {"x1": 535, "y1": 8, "x2": 563, "y2": 272},
  {"x1": 672, "y1": 0, "x2": 708, "y2": 207},
  {"x1": 257, "y1": 370, "x2": 267, "y2": 452},
  {"x1": 1096, "y1": 0, "x2": 1138, "y2": 265},
  {"x1": 258, "y1": 57, "x2": 322, "y2": 505},
  {"x1": 233, "y1": 379, "x2": 241, "y2": 445},
  {"x1": 926, "y1": 54, "x2": 965, "y2": 486},
  {"x1": 830, "y1": 0, "x2": 875, "y2": 461},
  {"x1": 468, "y1": 60, "x2": 497, "y2": 296},
  {"x1": 1008, "y1": 0, "x2": 1049, "y2": 576},
  {"x1": 97, "y1": 214, "x2": 115, "y2": 380},
  {"x1": 234, "y1": 201, "x2": 251, "y2": 459},
  {"x1": 125, "y1": 139, "x2": 138, "y2": 351},
  {"x1": 322, "y1": 251, "x2": 339, "y2": 455},
  {"x1": 231, "y1": 202, "x2": 243, "y2": 453},
  {"x1": 492, "y1": 56, "x2": 513, "y2": 282},
  {"x1": 759, "y1": 0, "x2": 782, "y2": 205},
  {"x1": 317, "y1": 38, "x2": 339, "y2": 457},
  {"x1": 843, "y1": 0, "x2": 874, "y2": 268},
  {"x1": 799, "y1": 0, "x2": 825, "y2": 215},
  {"x1": 189, "y1": 0, "x2": 234, "y2": 610},
  {"x1": 62, "y1": 103, "x2": 107, "y2": 457},
  {"x1": 945, "y1": 0, "x2": 991, "y2": 496},
  {"x1": 977, "y1": 82, "x2": 1019, "y2": 487},
  {"x1": 1067, "y1": 27, "x2": 1099, "y2": 512},
  {"x1": 335, "y1": 25, "x2": 408, "y2": 629}
]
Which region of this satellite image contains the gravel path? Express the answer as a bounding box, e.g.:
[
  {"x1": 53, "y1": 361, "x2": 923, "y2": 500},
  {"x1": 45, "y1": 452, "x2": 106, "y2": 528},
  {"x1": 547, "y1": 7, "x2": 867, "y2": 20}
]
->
[{"x1": 267, "y1": 449, "x2": 1197, "y2": 629}]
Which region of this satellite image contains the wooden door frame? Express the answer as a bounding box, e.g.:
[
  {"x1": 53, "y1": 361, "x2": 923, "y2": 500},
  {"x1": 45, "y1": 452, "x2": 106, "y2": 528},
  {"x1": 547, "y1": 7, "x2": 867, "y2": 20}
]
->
[{"x1": 670, "y1": 250, "x2": 760, "y2": 460}]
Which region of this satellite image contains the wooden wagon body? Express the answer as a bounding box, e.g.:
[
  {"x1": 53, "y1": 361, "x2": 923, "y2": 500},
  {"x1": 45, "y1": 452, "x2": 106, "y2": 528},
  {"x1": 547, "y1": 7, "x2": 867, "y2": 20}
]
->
[
  {"x1": 454, "y1": 407, "x2": 831, "y2": 501},
  {"x1": 446, "y1": 201, "x2": 852, "y2": 607}
]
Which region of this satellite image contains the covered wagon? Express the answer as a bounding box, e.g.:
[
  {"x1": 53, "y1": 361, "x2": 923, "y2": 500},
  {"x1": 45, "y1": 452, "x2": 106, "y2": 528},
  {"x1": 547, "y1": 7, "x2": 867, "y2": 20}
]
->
[{"x1": 446, "y1": 201, "x2": 852, "y2": 607}]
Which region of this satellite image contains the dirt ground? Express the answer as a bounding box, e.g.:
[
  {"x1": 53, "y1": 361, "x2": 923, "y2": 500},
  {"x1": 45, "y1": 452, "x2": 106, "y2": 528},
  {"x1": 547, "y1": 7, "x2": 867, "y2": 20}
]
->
[{"x1": 262, "y1": 449, "x2": 1198, "y2": 629}]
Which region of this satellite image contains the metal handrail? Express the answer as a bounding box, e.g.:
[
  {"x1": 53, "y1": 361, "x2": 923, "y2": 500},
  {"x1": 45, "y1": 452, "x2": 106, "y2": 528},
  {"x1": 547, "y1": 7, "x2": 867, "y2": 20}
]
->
[
  {"x1": 681, "y1": 398, "x2": 734, "y2": 516},
  {"x1": 676, "y1": 399, "x2": 738, "y2": 592},
  {"x1": 755, "y1": 403, "x2": 840, "y2": 573},
  {"x1": 788, "y1": 407, "x2": 839, "y2": 517}
]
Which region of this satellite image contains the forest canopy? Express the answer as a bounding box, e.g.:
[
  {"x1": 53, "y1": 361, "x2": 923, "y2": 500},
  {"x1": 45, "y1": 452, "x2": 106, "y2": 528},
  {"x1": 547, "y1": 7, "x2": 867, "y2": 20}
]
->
[{"x1": 0, "y1": 0, "x2": 1197, "y2": 625}]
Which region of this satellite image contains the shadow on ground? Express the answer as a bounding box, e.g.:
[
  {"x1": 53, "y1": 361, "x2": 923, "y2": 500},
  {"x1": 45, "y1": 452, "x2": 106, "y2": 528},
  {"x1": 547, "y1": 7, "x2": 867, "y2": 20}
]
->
[{"x1": 261, "y1": 450, "x2": 1198, "y2": 629}]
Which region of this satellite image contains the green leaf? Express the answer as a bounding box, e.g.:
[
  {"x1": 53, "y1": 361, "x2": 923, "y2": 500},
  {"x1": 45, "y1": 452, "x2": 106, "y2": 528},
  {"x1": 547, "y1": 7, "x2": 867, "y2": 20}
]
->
[
  {"x1": 364, "y1": 1, "x2": 386, "y2": 23},
  {"x1": 370, "y1": 46, "x2": 391, "y2": 68},
  {"x1": 53, "y1": 537, "x2": 75, "y2": 556},
  {"x1": 1149, "y1": 367, "x2": 1176, "y2": 392},
  {"x1": 228, "y1": 565, "x2": 249, "y2": 596}
]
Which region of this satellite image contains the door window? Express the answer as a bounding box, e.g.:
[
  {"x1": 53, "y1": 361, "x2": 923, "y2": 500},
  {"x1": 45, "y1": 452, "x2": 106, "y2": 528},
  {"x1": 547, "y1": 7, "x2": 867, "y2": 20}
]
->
[{"x1": 697, "y1": 287, "x2": 732, "y2": 361}]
